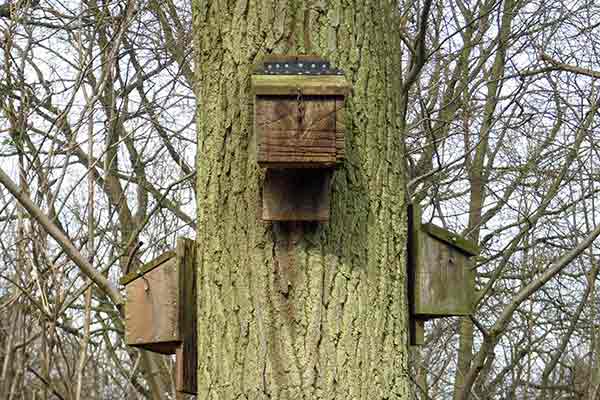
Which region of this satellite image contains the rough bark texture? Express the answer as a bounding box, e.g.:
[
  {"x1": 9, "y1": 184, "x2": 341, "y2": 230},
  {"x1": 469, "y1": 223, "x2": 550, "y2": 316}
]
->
[{"x1": 193, "y1": 1, "x2": 409, "y2": 399}]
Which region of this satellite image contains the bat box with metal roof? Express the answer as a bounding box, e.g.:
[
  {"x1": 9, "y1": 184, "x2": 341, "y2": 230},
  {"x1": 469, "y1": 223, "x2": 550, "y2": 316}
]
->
[{"x1": 251, "y1": 55, "x2": 351, "y2": 221}]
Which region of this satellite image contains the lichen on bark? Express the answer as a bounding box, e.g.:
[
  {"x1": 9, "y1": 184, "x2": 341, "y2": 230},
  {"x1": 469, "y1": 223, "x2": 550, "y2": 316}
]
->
[{"x1": 193, "y1": 1, "x2": 410, "y2": 398}]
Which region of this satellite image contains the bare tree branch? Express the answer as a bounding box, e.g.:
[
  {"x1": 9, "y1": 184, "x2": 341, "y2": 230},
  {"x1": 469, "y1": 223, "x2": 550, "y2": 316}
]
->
[{"x1": 0, "y1": 167, "x2": 124, "y2": 306}]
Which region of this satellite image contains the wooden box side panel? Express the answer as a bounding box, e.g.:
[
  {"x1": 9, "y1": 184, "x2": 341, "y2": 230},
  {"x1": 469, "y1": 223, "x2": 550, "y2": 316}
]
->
[
  {"x1": 335, "y1": 98, "x2": 345, "y2": 163},
  {"x1": 407, "y1": 204, "x2": 424, "y2": 344},
  {"x1": 176, "y1": 238, "x2": 197, "y2": 394},
  {"x1": 251, "y1": 75, "x2": 350, "y2": 96},
  {"x1": 414, "y1": 235, "x2": 473, "y2": 317},
  {"x1": 256, "y1": 95, "x2": 337, "y2": 166},
  {"x1": 125, "y1": 258, "x2": 180, "y2": 353}
]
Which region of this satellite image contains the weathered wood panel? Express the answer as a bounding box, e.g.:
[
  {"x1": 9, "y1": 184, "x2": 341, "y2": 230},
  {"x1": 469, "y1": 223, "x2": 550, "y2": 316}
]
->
[
  {"x1": 421, "y1": 223, "x2": 479, "y2": 256},
  {"x1": 175, "y1": 237, "x2": 197, "y2": 394},
  {"x1": 256, "y1": 95, "x2": 338, "y2": 167},
  {"x1": 120, "y1": 251, "x2": 175, "y2": 285},
  {"x1": 335, "y1": 98, "x2": 346, "y2": 163},
  {"x1": 407, "y1": 204, "x2": 423, "y2": 345},
  {"x1": 262, "y1": 169, "x2": 332, "y2": 221},
  {"x1": 251, "y1": 74, "x2": 351, "y2": 96},
  {"x1": 414, "y1": 234, "x2": 474, "y2": 316},
  {"x1": 124, "y1": 257, "x2": 180, "y2": 354}
]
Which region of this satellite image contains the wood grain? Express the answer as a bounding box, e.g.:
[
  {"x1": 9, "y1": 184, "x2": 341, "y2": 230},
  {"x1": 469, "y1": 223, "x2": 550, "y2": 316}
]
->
[
  {"x1": 251, "y1": 75, "x2": 350, "y2": 96},
  {"x1": 407, "y1": 204, "x2": 422, "y2": 344},
  {"x1": 407, "y1": 204, "x2": 477, "y2": 319},
  {"x1": 175, "y1": 238, "x2": 197, "y2": 394},
  {"x1": 335, "y1": 98, "x2": 346, "y2": 162},
  {"x1": 256, "y1": 95, "x2": 345, "y2": 167},
  {"x1": 123, "y1": 237, "x2": 198, "y2": 396},
  {"x1": 120, "y1": 251, "x2": 175, "y2": 285},
  {"x1": 124, "y1": 257, "x2": 180, "y2": 354},
  {"x1": 415, "y1": 230, "x2": 475, "y2": 317}
]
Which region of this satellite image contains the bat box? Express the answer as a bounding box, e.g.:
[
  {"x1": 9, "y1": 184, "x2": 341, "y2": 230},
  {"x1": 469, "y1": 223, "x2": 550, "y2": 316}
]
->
[
  {"x1": 251, "y1": 55, "x2": 350, "y2": 221},
  {"x1": 408, "y1": 205, "x2": 479, "y2": 345},
  {"x1": 120, "y1": 238, "x2": 197, "y2": 394}
]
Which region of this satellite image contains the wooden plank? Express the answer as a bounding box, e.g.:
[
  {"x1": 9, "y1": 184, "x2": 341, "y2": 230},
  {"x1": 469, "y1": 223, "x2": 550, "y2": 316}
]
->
[
  {"x1": 176, "y1": 238, "x2": 197, "y2": 394},
  {"x1": 407, "y1": 204, "x2": 421, "y2": 316},
  {"x1": 256, "y1": 96, "x2": 338, "y2": 167},
  {"x1": 258, "y1": 133, "x2": 338, "y2": 154},
  {"x1": 407, "y1": 206, "x2": 426, "y2": 345},
  {"x1": 257, "y1": 161, "x2": 338, "y2": 169},
  {"x1": 258, "y1": 155, "x2": 336, "y2": 162},
  {"x1": 120, "y1": 251, "x2": 176, "y2": 285},
  {"x1": 262, "y1": 169, "x2": 332, "y2": 221},
  {"x1": 261, "y1": 134, "x2": 337, "y2": 145},
  {"x1": 124, "y1": 258, "x2": 180, "y2": 354},
  {"x1": 335, "y1": 98, "x2": 346, "y2": 162},
  {"x1": 259, "y1": 150, "x2": 338, "y2": 158},
  {"x1": 414, "y1": 234, "x2": 474, "y2": 317},
  {"x1": 251, "y1": 75, "x2": 350, "y2": 96},
  {"x1": 256, "y1": 96, "x2": 336, "y2": 132}
]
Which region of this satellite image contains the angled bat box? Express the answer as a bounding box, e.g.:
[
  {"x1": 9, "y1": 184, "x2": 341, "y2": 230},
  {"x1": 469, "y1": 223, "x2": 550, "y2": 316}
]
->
[
  {"x1": 120, "y1": 238, "x2": 197, "y2": 394},
  {"x1": 408, "y1": 204, "x2": 479, "y2": 324},
  {"x1": 252, "y1": 56, "x2": 350, "y2": 221}
]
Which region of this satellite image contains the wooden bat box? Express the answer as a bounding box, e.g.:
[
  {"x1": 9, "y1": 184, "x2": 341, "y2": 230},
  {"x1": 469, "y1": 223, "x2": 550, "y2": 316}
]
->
[
  {"x1": 407, "y1": 205, "x2": 479, "y2": 345},
  {"x1": 251, "y1": 57, "x2": 349, "y2": 168},
  {"x1": 120, "y1": 238, "x2": 197, "y2": 394},
  {"x1": 251, "y1": 56, "x2": 350, "y2": 221}
]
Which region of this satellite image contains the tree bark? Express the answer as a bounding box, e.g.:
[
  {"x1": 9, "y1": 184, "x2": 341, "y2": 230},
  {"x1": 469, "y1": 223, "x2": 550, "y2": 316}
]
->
[{"x1": 193, "y1": 1, "x2": 410, "y2": 399}]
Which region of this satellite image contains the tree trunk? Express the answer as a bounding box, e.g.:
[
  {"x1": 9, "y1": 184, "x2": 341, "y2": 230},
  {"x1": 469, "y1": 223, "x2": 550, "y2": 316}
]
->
[{"x1": 194, "y1": 1, "x2": 410, "y2": 398}]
